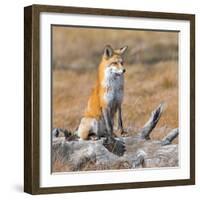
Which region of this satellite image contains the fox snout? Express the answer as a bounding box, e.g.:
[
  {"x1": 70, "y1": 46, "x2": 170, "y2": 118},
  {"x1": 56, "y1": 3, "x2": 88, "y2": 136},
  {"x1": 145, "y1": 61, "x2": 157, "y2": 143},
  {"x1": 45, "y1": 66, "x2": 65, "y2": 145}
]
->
[
  {"x1": 111, "y1": 66, "x2": 126, "y2": 75},
  {"x1": 117, "y1": 68, "x2": 126, "y2": 74}
]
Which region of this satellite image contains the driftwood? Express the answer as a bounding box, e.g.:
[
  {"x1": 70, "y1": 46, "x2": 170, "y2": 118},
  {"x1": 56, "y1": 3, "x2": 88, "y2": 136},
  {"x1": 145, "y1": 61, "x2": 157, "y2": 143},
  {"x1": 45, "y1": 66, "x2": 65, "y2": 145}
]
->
[{"x1": 52, "y1": 103, "x2": 179, "y2": 172}]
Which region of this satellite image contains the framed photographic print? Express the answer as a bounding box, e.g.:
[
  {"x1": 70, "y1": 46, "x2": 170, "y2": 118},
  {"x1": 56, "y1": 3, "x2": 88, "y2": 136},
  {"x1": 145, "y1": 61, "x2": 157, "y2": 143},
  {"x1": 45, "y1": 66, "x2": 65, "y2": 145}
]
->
[{"x1": 24, "y1": 4, "x2": 195, "y2": 194}]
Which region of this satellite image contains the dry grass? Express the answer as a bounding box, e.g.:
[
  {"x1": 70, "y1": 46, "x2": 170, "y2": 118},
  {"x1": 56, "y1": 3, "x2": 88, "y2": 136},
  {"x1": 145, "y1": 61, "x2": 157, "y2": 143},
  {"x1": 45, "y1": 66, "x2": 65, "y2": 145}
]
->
[
  {"x1": 52, "y1": 26, "x2": 178, "y2": 69},
  {"x1": 52, "y1": 27, "x2": 179, "y2": 172},
  {"x1": 53, "y1": 160, "x2": 72, "y2": 172},
  {"x1": 53, "y1": 158, "x2": 132, "y2": 172},
  {"x1": 53, "y1": 60, "x2": 178, "y2": 142}
]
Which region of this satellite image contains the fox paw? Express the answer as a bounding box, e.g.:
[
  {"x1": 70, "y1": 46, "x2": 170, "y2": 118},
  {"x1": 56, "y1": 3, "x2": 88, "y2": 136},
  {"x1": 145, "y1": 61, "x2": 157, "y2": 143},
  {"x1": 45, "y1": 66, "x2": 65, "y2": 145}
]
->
[{"x1": 115, "y1": 129, "x2": 128, "y2": 137}]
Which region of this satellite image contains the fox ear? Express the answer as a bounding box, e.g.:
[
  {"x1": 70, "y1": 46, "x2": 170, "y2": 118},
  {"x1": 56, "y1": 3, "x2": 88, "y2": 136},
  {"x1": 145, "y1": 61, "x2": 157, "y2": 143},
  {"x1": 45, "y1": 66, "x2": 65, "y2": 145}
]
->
[
  {"x1": 104, "y1": 45, "x2": 113, "y2": 59},
  {"x1": 119, "y1": 46, "x2": 128, "y2": 55}
]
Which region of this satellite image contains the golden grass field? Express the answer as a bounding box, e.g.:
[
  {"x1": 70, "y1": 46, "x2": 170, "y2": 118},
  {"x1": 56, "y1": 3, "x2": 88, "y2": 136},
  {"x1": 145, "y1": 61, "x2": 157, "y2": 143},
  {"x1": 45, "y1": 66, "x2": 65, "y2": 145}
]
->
[
  {"x1": 52, "y1": 27, "x2": 178, "y2": 172},
  {"x1": 52, "y1": 26, "x2": 178, "y2": 69}
]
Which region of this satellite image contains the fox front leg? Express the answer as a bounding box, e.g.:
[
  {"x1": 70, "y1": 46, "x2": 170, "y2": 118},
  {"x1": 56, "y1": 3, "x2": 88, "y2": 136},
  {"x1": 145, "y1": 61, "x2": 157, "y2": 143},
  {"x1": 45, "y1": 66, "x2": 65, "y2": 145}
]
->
[
  {"x1": 116, "y1": 106, "x2": 126, "y2": 136},
  {"x1": 102, "y1": 108, "x2": 113, "y2": 136},
  {"x1": 102, "y1": 108, "x2": 126, "y2": 156}
]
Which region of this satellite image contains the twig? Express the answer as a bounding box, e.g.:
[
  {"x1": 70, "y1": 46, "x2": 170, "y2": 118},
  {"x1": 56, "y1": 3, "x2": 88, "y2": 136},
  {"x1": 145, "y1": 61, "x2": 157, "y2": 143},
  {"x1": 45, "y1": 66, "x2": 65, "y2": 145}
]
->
[{"x1": 161, "y1": 128, "x2": 179, "y2": 146}]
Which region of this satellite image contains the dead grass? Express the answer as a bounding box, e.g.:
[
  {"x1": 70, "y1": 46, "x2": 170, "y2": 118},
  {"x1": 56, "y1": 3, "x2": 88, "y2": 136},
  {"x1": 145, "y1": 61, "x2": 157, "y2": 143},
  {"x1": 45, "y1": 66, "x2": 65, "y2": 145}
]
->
[
  {"x1": 52, "y1": 26, "x2": 178, "y2": 69},
  {"x1": 53, "y1": 60, "x2": 178, "y2": 142},
  {"x1": 52, "y1": 27, "x2": 178, "y2": 172},
  {"x1": 53, "y1": 159, "x2": 73, "y2": 172}
]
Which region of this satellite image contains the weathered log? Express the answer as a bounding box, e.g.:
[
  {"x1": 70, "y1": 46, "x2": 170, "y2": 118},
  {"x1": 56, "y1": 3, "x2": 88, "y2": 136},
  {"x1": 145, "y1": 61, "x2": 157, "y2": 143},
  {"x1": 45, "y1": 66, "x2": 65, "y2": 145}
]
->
[
  {"x1": 52, "y1": 103, "x2": 179, "y2": 172},
  {"x1": 132, "y1": 150, "x2": 146, "y2": 168},
  {"x1": 52, "y1": 131, "x2": 178, "y2": 171}
]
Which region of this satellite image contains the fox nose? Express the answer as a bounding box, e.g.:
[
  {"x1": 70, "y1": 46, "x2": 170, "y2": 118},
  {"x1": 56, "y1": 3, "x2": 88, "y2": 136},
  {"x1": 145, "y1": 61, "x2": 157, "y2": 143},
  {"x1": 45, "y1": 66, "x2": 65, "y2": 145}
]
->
[{"x1": 123, "y1": 69, "x2": 126, "y2": 73}]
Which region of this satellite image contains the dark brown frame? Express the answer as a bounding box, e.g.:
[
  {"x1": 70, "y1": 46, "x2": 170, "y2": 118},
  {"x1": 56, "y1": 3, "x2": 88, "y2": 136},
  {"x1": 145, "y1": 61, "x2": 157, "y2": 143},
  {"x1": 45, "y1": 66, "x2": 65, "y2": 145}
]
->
[{"x1": 24, "y1": 4, "x2": 195, "y2": 194}]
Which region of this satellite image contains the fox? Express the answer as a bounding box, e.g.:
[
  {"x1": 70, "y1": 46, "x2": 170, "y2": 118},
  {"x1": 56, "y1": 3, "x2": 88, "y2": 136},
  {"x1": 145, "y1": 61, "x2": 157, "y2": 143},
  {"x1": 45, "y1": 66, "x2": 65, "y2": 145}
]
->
[{"x1": 77, "y1": 45, "x2": 128, "y2": 141}]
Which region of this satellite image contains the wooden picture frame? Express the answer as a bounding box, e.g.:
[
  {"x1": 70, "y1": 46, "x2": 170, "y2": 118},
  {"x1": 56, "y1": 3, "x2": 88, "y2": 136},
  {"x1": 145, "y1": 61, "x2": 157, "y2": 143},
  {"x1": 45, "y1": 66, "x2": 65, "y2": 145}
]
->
[{"x1": 24, "y1": 4, "x2": 195, "y2": 194}]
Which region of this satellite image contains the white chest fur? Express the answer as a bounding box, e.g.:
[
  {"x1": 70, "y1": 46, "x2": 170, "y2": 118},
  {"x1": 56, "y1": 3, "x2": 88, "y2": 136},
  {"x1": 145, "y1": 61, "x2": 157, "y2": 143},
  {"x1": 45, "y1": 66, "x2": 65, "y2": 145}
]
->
[{"x1": 102, "y1": 68, "x2": 124, "y2": 105}]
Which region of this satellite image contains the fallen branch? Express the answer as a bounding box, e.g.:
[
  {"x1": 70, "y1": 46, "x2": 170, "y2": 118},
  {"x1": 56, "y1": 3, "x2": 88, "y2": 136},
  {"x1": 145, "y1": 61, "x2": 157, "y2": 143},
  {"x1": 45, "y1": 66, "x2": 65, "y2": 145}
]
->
[
  {"x1": 161, "y1": 128, "x2": 179, "y2": 146},
  {"x1": 132, "y1": 150, "x2": 146, "y2": 168},
  {"x1": 139, "y1": 103, "x2": 164, "y2": 140}
]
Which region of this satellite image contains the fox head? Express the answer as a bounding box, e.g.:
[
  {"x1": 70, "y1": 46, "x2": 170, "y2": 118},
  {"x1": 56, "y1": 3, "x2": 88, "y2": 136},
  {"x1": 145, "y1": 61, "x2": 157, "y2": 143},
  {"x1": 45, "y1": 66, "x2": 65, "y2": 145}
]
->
[{"x1": 102, "y1": 45, "x2": 128, "y2": 76}]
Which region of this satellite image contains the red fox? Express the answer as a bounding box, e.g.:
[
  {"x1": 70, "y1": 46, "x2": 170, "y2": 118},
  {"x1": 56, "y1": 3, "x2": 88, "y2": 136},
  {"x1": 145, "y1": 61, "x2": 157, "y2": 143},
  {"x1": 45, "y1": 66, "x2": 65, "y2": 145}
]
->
[{"x1": 77, "y1": 45, "x2": 128, "y2": 140}]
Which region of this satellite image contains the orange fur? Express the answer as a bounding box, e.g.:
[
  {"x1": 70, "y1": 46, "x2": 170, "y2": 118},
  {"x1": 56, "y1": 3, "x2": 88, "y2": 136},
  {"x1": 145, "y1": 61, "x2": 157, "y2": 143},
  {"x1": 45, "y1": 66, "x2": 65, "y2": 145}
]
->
[{"x1": 84, "y1": 59, "x2": 108, "y2": 118}]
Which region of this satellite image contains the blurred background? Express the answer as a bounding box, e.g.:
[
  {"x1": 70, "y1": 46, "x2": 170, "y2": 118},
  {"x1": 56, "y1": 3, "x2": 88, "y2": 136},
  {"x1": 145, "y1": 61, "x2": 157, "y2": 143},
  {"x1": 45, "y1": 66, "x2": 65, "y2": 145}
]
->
[
  {"x1": 52, "y1": 26, "x2": 178, "y2": 142},
  {"x1": 52, "y1": 26, "x2": 178, "y2": 69}
]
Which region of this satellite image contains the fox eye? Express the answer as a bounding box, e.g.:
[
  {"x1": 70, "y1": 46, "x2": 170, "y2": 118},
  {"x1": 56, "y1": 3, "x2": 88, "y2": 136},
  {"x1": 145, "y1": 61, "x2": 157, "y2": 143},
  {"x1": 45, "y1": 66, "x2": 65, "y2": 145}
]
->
[
  {"x1": 112, "y1": 62, "x2": 118, "y2": 65},
  {"x1": 121, "y1": 61, "x2": 124, "y2": 65}
]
